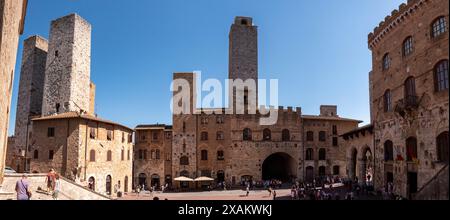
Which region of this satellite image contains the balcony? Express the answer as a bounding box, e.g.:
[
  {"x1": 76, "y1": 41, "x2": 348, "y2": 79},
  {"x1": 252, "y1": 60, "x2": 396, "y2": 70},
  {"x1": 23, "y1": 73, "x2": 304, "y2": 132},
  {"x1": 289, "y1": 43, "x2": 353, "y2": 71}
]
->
[{"x1": 395, "y1": 95, "x2": 419, "y2": 116}]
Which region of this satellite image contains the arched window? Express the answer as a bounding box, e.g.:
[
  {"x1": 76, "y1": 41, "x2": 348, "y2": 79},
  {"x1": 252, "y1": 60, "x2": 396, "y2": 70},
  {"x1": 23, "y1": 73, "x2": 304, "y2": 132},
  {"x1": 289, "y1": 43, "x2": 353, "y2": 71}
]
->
[
  {"x1": 217, "y1": 150, "x2": 225, "y2": 161},
  {"x1": 431, "y1": 16, "x2": 447, "y2": 38},
  {"x1": 319, "y1": 148, "x2": 326, "y2": 161},
  {"x1": 434, "y1": 60, "x2": 449, "y2": 92},
  {"x1": 201, "y1": 132, "x2": 208, "y2": 141},
  {"x1": 382, "y1": 53, "x2": 391, "y2": 71},
  {"x1": 306, "y1": 148, "x2": 313, "y2": 161},
  {"x1": 263, "y1": 128, "x2": 271, "y2": 141},
  {"x1": 89, "y1": 150, "x2": 96, "y2": 162},
  {"x1": 319, "y1": 131, "x2": 326, "y2": 142},
  {"x1": 33, "y1": 150, "x2": 39, "y2": 159},
  {"x1": 107, "y1": 150, "x2": 112, "y2": 162},
  {"x1": 216, "y1": 131, "x2": 224, "y2": 140},
  {"x1": 406, "y1": 137, "x2": 418, "y2": 162},
  {"x1": 243, "y1": 128, "x2": 252, "y2": 141},
  {"x1": 384, "y1": 90, "x2": 392, "y2": 112},
  {"x1": 121, "y1": 148, "x2": 125, "y2": 161},
  {"x1": 124, "y1": 176, "x2": 129, "y2": 193},
  {"x1": 333, "y1": 166, "x2": 340, "y2": 175},
  {"x1": 404, "y1": 77, "x2": 416, "y2": 105},
  {"x1": 180, "y1": 156, "x2": 189, "y2": 165},
  {"x1": 437, "y1": 131, "x2": 449, "y2": 163},
  {"x1": 384, "y1": 140, "x2": 394, "y2": 161},
  {"x1": 201, "y1": 150, "x2": 208, "y2": 161},
  {"x1": 106, "y1": 175, "x2": 112, "y2": 195},
  {"x1": 403, "y1": 36, "x2": 413, "y2": 56},
  {"x1": 282, "y1": 129, "x2": 290, "y2": 142},
  {"x1": 156, "y1": 149, "x2": 161, "y2": 160},
  {"x1": 306, "y1": 131, "x2": 314, "y2": 141}
]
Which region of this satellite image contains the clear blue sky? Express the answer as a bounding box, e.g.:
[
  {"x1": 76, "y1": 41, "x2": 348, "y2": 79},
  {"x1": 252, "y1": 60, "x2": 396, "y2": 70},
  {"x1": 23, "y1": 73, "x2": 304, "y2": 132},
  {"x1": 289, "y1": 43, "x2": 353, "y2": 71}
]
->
[{"x1": 8, "y1": 0, "x2": 406, "y2": 135}]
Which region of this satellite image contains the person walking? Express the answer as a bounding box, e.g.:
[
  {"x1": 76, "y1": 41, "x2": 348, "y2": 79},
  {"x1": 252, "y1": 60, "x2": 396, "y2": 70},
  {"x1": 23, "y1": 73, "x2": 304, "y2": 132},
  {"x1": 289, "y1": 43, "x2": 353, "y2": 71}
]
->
[
  {"x1": 52, "y1": 174, "x2": 61, "y2": 200},
  {"x1": 15, "y1": 174, "x2": 32, "y2": 200},
  {"x1": 273, "y1": 190, "x2": 277, "y2": 200},
  {"x1": 45, "y1": 169, "x2": 56, "y2": 195},
  {"x1": 246, "y1": 185, "x2": 250, "y2": 197}
]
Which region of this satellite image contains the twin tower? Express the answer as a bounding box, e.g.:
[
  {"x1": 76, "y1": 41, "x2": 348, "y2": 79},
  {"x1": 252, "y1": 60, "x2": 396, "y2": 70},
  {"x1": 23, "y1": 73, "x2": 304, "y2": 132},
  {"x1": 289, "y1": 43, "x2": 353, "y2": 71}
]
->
[{"x1": 14, "y1": 14, "x2": 95, "y2": 152}]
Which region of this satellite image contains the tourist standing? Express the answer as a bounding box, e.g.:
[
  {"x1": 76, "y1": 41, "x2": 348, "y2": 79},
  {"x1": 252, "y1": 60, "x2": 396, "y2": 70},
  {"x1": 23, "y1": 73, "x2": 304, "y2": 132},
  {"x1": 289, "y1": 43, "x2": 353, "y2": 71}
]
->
[
  {"x1": 45, "y1": 169, "x2": 56, "y2": 194},
  {"x1": 246, "y1": 185, "x2": 250, "y2": 197},
  {"x1": 273, "y1": 190, "x2": 277, "y2": 200},
  {"x1": 15, "y1": 174, "x2": 32, "y2": 200},
  {"x1": 52, "y1": 174, "x2": 61, "y2": 200}
]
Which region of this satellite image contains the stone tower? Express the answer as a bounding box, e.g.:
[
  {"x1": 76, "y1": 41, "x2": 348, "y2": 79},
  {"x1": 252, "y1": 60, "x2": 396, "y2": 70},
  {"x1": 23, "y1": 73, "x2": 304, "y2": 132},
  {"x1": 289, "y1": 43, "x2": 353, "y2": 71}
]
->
[
  {"x1": 13, "y1": 35, "x2": 48, "y2": 160},
  {"x1": 228, "y1": 16, "x2": 258, "y2": 112},
  {"x1": 42, "y1": 13, "x2": 91, "y2": 116},
  {"x1": 172, "y1": 73, "x2": 198, "y2": 179}
]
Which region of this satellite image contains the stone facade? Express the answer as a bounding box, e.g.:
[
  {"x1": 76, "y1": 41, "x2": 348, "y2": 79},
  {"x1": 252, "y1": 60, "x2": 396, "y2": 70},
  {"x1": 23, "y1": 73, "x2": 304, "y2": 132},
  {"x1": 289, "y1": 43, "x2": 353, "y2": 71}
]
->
[
  {"x1": 6, "y1": 36, "x2": 48, "y2": 172},
  {"x1": 42, "y1": 14, "x2": 91, "y2": 116},
  {"x1": 368, "y1": 0, "x2": 449, "y2": 198},
  {"x1": 0, "y1": 0, "x2": 27, "y2": 185}
]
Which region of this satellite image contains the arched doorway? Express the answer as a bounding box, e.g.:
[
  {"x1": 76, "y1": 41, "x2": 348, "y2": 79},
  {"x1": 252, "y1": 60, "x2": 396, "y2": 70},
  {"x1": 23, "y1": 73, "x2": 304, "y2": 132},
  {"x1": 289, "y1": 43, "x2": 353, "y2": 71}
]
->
[
  {"x1": 106, "y1": 175, "x2": 112, "y2": 195},
  {"x1": 349, "y1": 148, "x2": 358, "y2": 180},
  {"x1": 305, "y1": 166, "x2": 314, "y2": 183},
  {"x1": 361, "y1": 147, "x2": 373, "y2": 184},
  {"x1": 138, "y1": 173, "x2": 147, "y2": 189},
  {"x1": 165, "y1": 175, "x2": 172, "y2": 187},
  {"x1": 151, "y1": 174, "x2": 160, "y2": 188},
  {"x1": 124, "y1": 176, "x2": 129, "y2": 193},
  {"x1": 217, "y1": 170, "x2": 225, "y2": 183},
  {"x1": 88, "y1": 177, "x2": 95, "y2": 191},
  {"x1": 262, "y1": 152, "x2": 296, "y2": 182}
]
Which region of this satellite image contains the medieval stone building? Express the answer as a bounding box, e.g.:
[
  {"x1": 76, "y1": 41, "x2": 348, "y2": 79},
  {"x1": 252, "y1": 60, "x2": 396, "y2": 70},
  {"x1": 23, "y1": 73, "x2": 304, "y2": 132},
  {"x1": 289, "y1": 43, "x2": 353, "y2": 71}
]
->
[{"x1": 0, "y1": 0, "x2": 27, "y2": 186}]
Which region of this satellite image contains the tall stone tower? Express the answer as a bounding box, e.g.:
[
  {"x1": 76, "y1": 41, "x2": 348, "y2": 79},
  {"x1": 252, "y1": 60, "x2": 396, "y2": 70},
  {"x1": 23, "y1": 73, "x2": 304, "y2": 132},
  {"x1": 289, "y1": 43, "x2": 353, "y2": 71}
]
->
[
  {"x1": 228, "y1": 16, "x2": 258, "y2": 112},
  {"x1": 42, "y1": 13, "x2": 91, "y2": 116},
  {"x1": 13, "y1": 35, "x2": 48, "y2": 161}
]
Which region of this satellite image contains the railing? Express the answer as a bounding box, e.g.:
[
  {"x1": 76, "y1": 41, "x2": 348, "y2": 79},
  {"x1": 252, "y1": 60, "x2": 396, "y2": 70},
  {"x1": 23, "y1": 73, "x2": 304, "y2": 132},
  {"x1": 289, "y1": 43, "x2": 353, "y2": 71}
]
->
[{"x1": 413, "y1": 163, "x2": 448, "y2": 200}]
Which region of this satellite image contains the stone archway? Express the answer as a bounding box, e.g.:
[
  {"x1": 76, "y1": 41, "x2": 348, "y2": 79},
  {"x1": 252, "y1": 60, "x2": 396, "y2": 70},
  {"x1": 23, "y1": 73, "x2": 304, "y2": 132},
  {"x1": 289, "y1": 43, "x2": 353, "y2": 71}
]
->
[
  {"x1": 262, "y1": 152, "x2": 296, "y2": 182},
  {"x1": 360, "y1": 147, "x2": 373, "y2": 184}
]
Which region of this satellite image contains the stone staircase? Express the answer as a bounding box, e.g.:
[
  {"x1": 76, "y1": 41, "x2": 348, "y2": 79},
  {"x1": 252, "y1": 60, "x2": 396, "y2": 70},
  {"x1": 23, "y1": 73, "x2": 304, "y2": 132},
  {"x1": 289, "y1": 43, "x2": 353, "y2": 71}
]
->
[
  {"x1": 413, "y1": 164, "x2": 449, "y2": 200},
  {"x1": 0, "y1": 174, "x2": 110, "y2": 200}
]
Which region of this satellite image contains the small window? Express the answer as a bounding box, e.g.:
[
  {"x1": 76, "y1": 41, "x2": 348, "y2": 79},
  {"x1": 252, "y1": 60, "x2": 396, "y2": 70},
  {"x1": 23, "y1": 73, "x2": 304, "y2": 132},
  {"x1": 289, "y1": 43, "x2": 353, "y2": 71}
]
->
[
  {"x1": 33, "y1": 150, "x2": 39, "y2": 159},
  {"x1": 306, "y1": 148, "x2": 313, "y2": 161},
  {"x1": 384, "y1": 140, "x2": 394, "y2": 161},
  {"x1": 333, "y1": 166, "x2": 340, "y2": 175},
  {"x1": 241, "y1": 19, "x2": 248, "y2": 25},
  {"x1": 201, "y1": 150, "x2": 208, "y2": 161},
  {"x1": 152, "y1": 131, "x2": 158, "y2": 141},
  {"x1": 382, "y1": 53, "x2": 391, "y2": 71},
  {"x1": 144, "y1": 150, "x2": 148, "y2": 160},
  {"x1": 121, "y1": 149, "x2": 125, "y2": 161},
  {"x1": 90, "y1": 127, "x2": 96, "y2": 139},
  {"x1": 384, "y1": 90, "x2": 392, "y2": 112},
  {"x1": 406, "y1": 137, "x2": 418, "y2": 162},
  {"x1": 216, "y1": 116, "x2": 224, "y2": 124},
  {"x1": 138, "y1": 149, "x2": 143, "y2": 160},
  {"x1": 282, "y1": 129, "x2": 290, "y2": 142},
  {"x1": 404, "y1": 77, "x2": 416, "y2": 105},
  {"x1": 128, "y1": 134, "x2": 133, "y2": 143},
  {"x1": 333, "y1": 137, "x2": 338, "y2": 147},
  {"x1": 156, "y1": 150, "x2": 161, "y2": 160},
  {"x1": 216, "y1": 131, "x2": 224, "y2": 140},
  {"x1": 89, "y1": 150, "x2": 95, "y2": 162},
  {"x1": 201, "y1": 132, "x2": 208, "y2": 141},
  {"x1": 107, "y1": 130, "x2": 113, "y2": 141},
  {"x1": 434, "y1": 60, "x2": 449, "y2": 92},
  {"x1": 127, "y1": 149, "x2": 131, "y2": 160},
  {"x1": 201, "y1": 117, "x2": 208, "y2": 125},
  {"x1": 107, "y1": 150, "x2": 112, "y2": 162},
  {"x1": 332, "y1": 125, "x2": 337, "y2": 135},
  {"x1": 403, "y1": 36, "x2": 413, "y2": 57},
  {"x1": 243, "y1": 128, "x2": 252, "y2": 141},
  {"x1": 217, "y1": 150, "x2": 224, "y2": 161},
  {"x1": 180, "y1": 156, "x2": 189, "y2": 165},
  {"x1": 437, "y1": 132, "x2": 449, "y2": 163},
  {"x1": 432, "y1": 16, "x2": 447, "y2": 38},
  {"x1": 121, "y1": 132, "x2": 125, "y2": 143},
  {"x1": 319, "y1": 131, "x2": 326, "y2": 142},
  {"x1": 319, "y1": 148, "x2": 326, "y2": 161},
  {"x1": 306, "y1": 131, "x2": 314, "y2": 141},
  {"x1": 47, "y1": 127, "x2": 55, "y2": 137},
  {"x1": 49, "y1": 150, "x2": 54, "y2": 160},
  {"x1": 263, "y1": 129, "x2": 271, "y2": 141}
]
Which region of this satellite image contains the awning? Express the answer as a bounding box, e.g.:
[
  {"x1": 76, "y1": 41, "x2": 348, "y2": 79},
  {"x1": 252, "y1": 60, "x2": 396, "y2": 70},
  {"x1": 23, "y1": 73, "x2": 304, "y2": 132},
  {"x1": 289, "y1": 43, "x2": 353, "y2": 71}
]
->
[
  {"x1": 174, "y1": 176, "x2": 194, "y2": 182},
  {"x1": 194, "y1": 177, "x2": 214, "y2": 182}
]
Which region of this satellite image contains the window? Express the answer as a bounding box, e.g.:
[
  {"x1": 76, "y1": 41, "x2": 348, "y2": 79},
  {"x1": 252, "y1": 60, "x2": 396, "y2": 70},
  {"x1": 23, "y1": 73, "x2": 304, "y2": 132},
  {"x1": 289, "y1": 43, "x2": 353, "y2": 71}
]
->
[
  {"x1": 319, "y1": 131, "x2": 326, "y2": 142},
  {"x1": 33, "y1": 150, "x2": 38, "y2": 159},
  {"x1": 144, "y1": 149, "x2": 148, "y2": 160},
  {"x1": 404, "y1": 77, "x2": 416, "y2": 105},
  {"x1": 403, "y1": 36, "x2": 413, "y2": 56},
  {"x1": 49, "y1": 150, "x2": 54, "y2": 160},
  {"x1": 282, "y1": 129, "x2": 290, "y2": 142},
  {"x1": 431, "y1": 16, "x2": 447, "y2": 38},
  {"x1": 121, "y1": 149, "x2": 125, "y2": 161},
  {"x1": 243, "y1": 128, "x2": 252, "y2": 141},
  {"x1": 180, "y1": 156, "x2": 189, "y2": 165},
  {"x1": 216, "y1": 116, "x2": 224, "y2": 124},
  {"x1": 406, "y1": 137, "x2": 418, "y2": 162},
  {"x1": 333, "y1": 166, "x2": 340, "y2": 175},
  {"x1": 127, "y1": 149, "x2": 130, "y2": 160},
  {"x1": 217, "y1": 150, "x2": 224, "y2": 161},
  {"x1": 263, "y1": 128, "x2": 271, "y2": 141},
  {"x1": 384, "y1": 90, "x2": 392, "y2": 112},
  {"x1": 156, "y1": 150, "x2": 161, "y2": 160},
  {"x1": 333, "y1": 137, "x2": 338, "y2": 147},
  {"x1": 121, "y1": 132, "x2": 125, "y2": 143},
  {"x1": 319, "y1": 149, "x2": 326, "y2": 161},
  {"x1": 47, "y1": 127, "x2": 55, "y2": 137},
  {"x1": 90, "y1": 127, "x2": 96, "y2": 139},
  {"x1": 384, "y1": 140, "x2": 394, "y2": 161},
  {"x1": 201, "y1": 117, "x2": 208, "y2": 125},
  {"x1": 128, "y1": 134, "x2": 133, "y2": 143},
  {"x1": 382, "y1": 53, "x2": 391, "y2": 71},
  {"x1": 201, "y1": 132, "x2": 208, "y2": 141},
  {"x1": 332, "y1": 125, "x2": 337, "y2": 135},
  {"x1": 306, "y1": 131, "x2": 314, "y2": 141},
  {"x1": 306, "y1": 148, "x2": 313, "y2": 161},
  {"x1": 89, "y1": 150, "x2": 95, "y2": 162},
  {"x1": 165, "y1": 131, "x2": 172, "y2": 139},
  {"x1": 106, "y1": 150, "x2": 112, "y2": 161},
  {"x1": 319, "y1": 166, "x2": 326, "y2": 177},
  {"x1": 107, "y1": 130, "x2": 113, "y2": 141},
  {"x1": 182, "y1": 141, "x2": 186, "y2": 153},
  {"x1": 182, "y1": 122, "x2": 186, "y2": 133},
  {"x1": 138, "y1": 149, "x2": 143, "y2": 160},
  {"x1": 437, "y1": 132, "x2": 449, "y2": 163},
  {"x1": 201, "y1": 150, "x2": 208, "y2": 161},
  {"x1": 434, "y1": 60, "x2": 449, "y2": 92},
  {"x1": 151, "y1": 131, "x2": 158, "y2": 141},
  {"x1": 216, "y1": 131, "x2": 224, "y2": 140}
]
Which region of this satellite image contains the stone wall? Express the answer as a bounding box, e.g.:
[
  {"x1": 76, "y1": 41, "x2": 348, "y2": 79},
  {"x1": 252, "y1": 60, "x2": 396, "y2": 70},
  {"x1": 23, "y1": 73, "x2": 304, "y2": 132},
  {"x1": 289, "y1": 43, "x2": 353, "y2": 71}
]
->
[{"x1": 0, "y1": 0, "x2": 27, "y2": 185}]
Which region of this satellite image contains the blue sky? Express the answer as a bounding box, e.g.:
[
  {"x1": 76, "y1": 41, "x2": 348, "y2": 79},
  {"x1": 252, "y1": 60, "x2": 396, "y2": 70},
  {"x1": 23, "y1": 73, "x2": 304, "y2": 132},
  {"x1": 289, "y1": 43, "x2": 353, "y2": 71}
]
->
[{"x1": 8, "y1": 0, "x2": 406, "y2": 135}]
